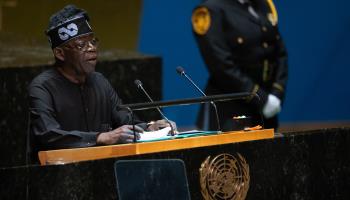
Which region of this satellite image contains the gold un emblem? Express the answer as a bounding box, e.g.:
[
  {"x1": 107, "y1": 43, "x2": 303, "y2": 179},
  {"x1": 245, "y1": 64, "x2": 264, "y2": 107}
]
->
[{"x1": 200, "y1": 153, "x2": 250, "y2": 200}]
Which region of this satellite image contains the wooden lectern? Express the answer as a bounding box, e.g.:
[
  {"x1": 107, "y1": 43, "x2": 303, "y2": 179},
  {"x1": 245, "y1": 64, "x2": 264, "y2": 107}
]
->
[{"x1": 38, "y1": 129, "x2": 274, "y2": 165}]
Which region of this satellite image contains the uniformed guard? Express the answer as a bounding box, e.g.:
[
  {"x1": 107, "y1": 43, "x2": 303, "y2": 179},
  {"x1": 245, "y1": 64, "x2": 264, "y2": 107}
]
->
[{"x1": 192, "y1": 0, "x2": 288, "y2": 130}]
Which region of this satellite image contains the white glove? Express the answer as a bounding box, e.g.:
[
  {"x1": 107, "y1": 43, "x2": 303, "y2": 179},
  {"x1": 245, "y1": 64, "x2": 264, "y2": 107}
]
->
[{"x1": 262, "y1": 94, "x2": 281, "y2": 119}]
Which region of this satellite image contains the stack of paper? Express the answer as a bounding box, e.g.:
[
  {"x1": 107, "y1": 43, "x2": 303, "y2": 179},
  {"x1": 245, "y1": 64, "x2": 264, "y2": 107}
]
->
[{"x1": 138, "y1": 127, "x2": 172, "y2": 142}]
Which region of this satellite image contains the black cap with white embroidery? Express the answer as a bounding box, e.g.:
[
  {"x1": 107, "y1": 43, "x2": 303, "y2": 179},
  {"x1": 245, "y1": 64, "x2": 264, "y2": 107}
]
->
[{"x1": 45, "y1": 5, "x2": 93, "y2": 49}]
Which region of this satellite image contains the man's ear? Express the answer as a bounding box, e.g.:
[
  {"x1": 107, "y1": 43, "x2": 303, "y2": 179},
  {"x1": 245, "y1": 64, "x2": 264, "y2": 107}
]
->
[{"x1": 53, "y1": 47, "x2": 65, "y2": 61}]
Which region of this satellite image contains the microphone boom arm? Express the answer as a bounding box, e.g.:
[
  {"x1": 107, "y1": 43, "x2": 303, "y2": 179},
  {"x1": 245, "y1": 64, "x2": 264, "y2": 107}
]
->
[
  {"x1": 135, "y1": 80, "x2": 176, "y2": 135},
  {"x1": 120, "y1": 92, "x2": 252, "y2": 110},
  {"x1": 176, "y1": 66, "x2": 222, "y2": 131}
]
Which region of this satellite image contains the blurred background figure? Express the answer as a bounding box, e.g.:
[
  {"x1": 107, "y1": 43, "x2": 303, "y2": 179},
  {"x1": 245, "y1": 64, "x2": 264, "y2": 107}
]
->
[{"x1": 191, "y1": 0, "x2": 288, "y2": 131}]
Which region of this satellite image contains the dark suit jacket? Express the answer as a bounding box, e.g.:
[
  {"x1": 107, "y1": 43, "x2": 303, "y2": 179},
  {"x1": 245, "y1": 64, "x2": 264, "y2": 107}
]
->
[{"x1": 28, "y1": 68, "x2": 146, "y2": 155}]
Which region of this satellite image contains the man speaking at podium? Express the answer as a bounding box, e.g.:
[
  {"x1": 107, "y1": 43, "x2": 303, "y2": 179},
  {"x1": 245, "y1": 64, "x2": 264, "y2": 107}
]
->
[{"x1": 28, "y1": 5, "x2": 174, "y2": 155}]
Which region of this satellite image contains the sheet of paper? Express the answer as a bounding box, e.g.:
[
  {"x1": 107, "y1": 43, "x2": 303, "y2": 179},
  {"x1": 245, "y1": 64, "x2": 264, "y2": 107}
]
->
[
  {"x1": 138, "y1": 127, "x2": 172, "y2": 141},
  {"x1": 177, "y1": 130, "x2": 201, "y2": 135},
  {"x1": 138, "y1": 128, "x2": 219, "y2": 142}
]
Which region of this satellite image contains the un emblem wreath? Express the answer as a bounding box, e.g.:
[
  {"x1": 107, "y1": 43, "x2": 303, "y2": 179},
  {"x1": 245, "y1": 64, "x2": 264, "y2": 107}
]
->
[{"x1": 200, "y1": 153, "x2": 250, "y2": 200}]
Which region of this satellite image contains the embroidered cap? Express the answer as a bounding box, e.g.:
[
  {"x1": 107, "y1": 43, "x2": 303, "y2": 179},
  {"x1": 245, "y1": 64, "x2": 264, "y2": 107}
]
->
[{"x1": 45, "y1": 5, "x2": 93, "y2": 49}]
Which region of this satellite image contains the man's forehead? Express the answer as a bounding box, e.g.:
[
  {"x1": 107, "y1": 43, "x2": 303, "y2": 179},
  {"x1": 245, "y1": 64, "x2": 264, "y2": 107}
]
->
[
  {"x1": 72, "y1": 33, "x2": 95, "y2": 42},
  {"x1": 64, "y1": 34, "x2": 95, "y2": 46}
]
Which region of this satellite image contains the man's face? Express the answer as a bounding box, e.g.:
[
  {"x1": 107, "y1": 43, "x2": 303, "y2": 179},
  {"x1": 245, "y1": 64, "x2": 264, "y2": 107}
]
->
[{"x1": 60, "y1": 34, "x2": 98, "y2": 76}]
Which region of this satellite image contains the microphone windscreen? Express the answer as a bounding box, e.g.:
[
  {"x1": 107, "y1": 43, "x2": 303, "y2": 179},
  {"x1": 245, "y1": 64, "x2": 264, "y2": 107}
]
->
[
  {"x1": 176, "y1": 66, "x2": 185, "y2": 75},
  {"x1": 134, "y1": 79, "x2": 142, "y2": 88}
]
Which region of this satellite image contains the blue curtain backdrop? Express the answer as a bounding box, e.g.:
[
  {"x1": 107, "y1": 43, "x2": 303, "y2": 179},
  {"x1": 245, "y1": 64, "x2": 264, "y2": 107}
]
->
[{"x1": 139, "y1": 0, "x2": 350, "y2": 127}]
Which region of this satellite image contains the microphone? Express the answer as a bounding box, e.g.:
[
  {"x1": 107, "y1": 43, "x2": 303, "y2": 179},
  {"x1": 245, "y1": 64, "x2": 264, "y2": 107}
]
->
[
  {"x1": 176, "y1": 66, "x2": 221, "y2": 131},
  {"x1": 134, "y1": 80, "x2": 175, "y2": 135}
]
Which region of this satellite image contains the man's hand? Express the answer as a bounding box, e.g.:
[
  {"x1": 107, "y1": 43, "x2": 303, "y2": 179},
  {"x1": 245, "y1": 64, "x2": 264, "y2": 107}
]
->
[
  {"x1": 147, "y1": 119, "x2": 177, "y2": 132},
  {"x1": 262, "y1": 94, "x2": 281, "y2": 119},
  {"x1": 96, "y1": 125, "x2": 144, "y2": 145}
]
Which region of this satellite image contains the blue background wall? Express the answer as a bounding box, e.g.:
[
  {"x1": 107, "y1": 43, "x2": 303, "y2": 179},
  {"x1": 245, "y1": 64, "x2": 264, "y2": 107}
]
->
[{"x1": 139, "y1": 0, "x2": 350, "y2": 127}]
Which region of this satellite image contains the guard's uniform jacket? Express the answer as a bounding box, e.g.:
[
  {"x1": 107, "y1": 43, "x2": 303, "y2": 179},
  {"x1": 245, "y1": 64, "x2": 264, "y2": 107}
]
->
[{"x1": 192, "y1": 0, "x2": 288, "y2": 130}]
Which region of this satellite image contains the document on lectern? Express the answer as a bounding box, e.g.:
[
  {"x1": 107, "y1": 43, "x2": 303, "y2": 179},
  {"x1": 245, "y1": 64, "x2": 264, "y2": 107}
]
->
[
  {"x1": 138, "y1": 127, "x2": 172, "y2": 142},
  {"x1": 138, "y1": 127, "x2": 218, "y2": 142}
]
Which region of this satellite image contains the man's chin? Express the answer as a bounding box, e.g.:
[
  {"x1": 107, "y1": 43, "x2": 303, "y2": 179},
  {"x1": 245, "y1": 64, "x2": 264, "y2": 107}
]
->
[{"x1": 84, "y1": 63, "x2": 96, "y2": 74}]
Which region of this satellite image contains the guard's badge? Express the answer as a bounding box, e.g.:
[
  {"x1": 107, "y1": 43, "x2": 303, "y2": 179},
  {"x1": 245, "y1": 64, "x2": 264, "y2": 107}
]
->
[{"x1": 192, "y1": 7, "x2": 211, "y2": 35}]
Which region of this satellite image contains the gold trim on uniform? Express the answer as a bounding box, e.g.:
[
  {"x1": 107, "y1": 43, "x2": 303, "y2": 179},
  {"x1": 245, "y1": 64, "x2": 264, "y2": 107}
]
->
[
  {"x1": 273, "y1": 83, "x2": 284, "y2": 92},
  {"x1": 246, "y1": 84, "x2": 259, "y2": 102},
  {"x1": 192, "y1": 7, "x2": 211, "y2": 35},
  {"x1": 266, "y1": 0, "x2": 278, "y2": 26},
  {"x1": 262, "y1": 26, "x2": 268, "y2": 32},
  {"x1": 262, "y1": 42, "x2": 269, "y2": 48},
  {"x1": 200, "y1": 153, "x2": 250, "y2": 200},
  {"x1": 237, "y1": 37, "x2": 244, "y2": 44},
  {"x1": 276, "y1": 34, "x2": 280, "y2": 40},
  {"x1": 263, "y1": 59, "x2": 269, "y2": 82}
]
